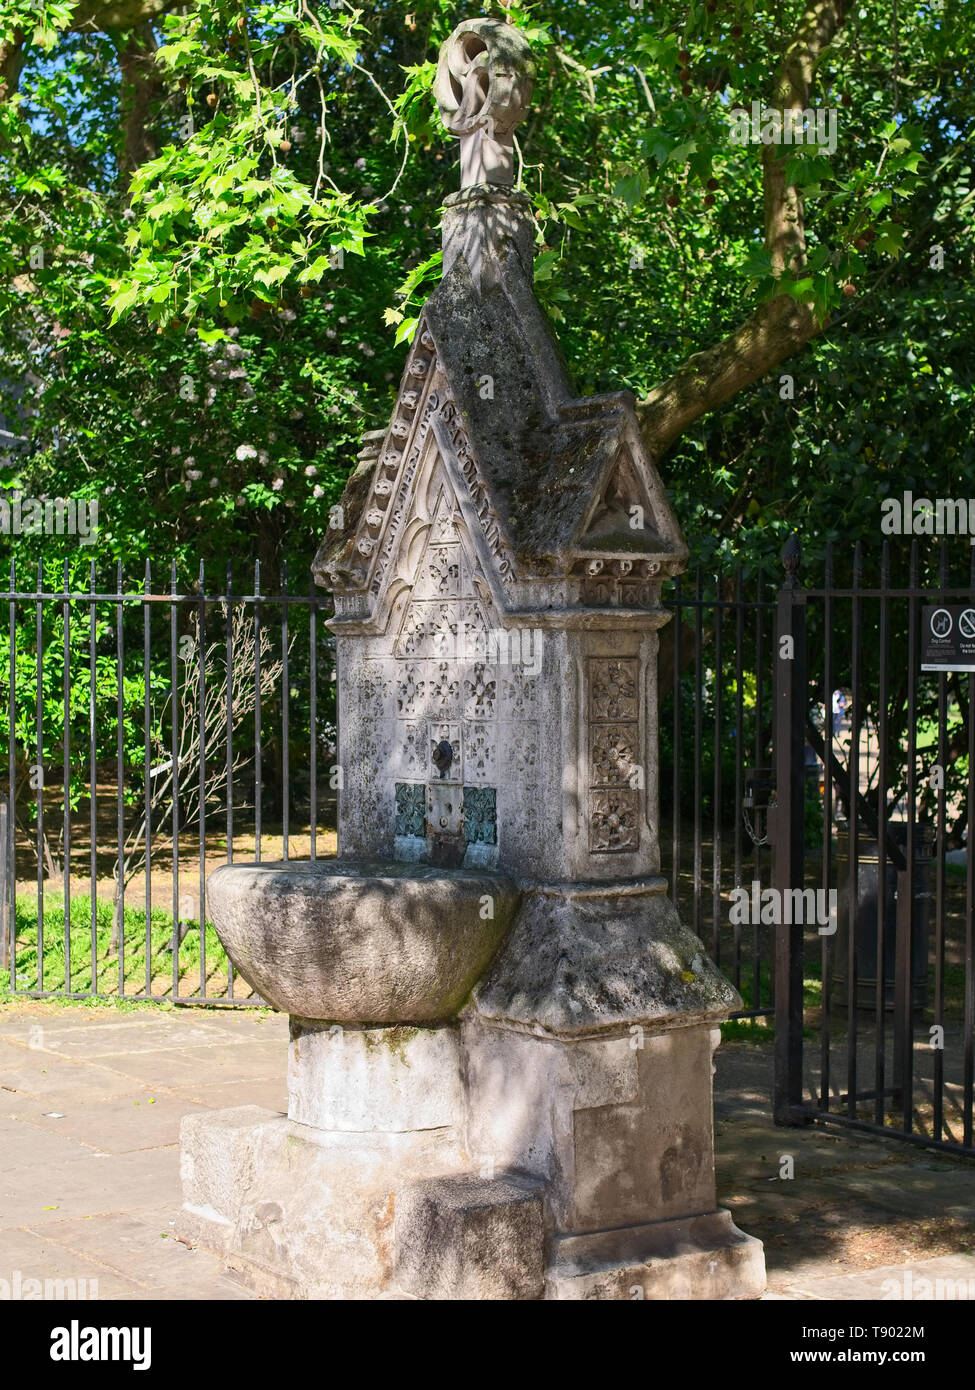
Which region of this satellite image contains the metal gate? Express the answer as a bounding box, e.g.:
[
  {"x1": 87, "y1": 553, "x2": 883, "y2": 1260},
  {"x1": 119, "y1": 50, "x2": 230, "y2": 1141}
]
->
[{"x1": 772, "y1": 537, "x2": 975, "y2": 1156}]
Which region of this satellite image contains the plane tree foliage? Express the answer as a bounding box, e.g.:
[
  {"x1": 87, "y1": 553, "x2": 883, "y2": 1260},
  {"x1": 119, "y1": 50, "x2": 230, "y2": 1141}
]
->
[{"x1": 0, "y1": 0, "x2": 971, "y2": 832}]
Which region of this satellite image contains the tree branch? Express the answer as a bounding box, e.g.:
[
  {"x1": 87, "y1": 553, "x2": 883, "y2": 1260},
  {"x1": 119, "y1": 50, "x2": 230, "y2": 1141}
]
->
[
  {"x1": 118, "y1": 22, "x2": 163, "y2": 180},
  {"x1": 638, "y1": 294, "x2": 818, "y2": 459},
  {"x1": 637, "y1": 0, "x2": 848, "y2": 461},
  {"x1": 70, "y1": 0, "x2": 182, "y2": 31},
  {"x1": 0, "y1": 31, "x2": 24, "y2": 106}
]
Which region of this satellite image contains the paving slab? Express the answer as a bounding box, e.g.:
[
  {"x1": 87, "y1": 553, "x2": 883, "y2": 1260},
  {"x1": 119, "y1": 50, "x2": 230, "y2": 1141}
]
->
[
  {"x1": 76, "y1": 1046, "x2": 219, "y2": 1088},
  {"x1": 5, "y1": 1094, "x2": 210, "y2": 1156},
  {"x1": 0, "y1": 1144, "x2": 182, "y2": 1231},
  {"x1": 32, "y1": 1207, "x2": 242, "y2": 1294},
  {"x1": 166, "y1": 1077, "x2": 287, "y2": 1112},
  {"x1": 14, "y1": 1017, "x2": 233, "y2": 1058},
  {"x1": 1, "y1": 1005, "x2": 972, "y2": 1300},
  {"x1": 814, "y1": 1168, "x2": 975, "y2": 1223},
  {"x1": 779, "y1": 1253, "x2": 975, "y2": 1300},
  {"x1": 0, "y1": 1225, "x2": 144, "y2": 1299},
  {"x1": 0, "y1": 1113, "x2": 95, "y2": 1171}
]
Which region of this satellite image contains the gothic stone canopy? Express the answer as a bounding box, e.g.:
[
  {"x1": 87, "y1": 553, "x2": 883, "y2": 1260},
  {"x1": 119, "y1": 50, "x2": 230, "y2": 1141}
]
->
[{"x1": 313, "y1": 191, "x2": 687, "y2": 627}]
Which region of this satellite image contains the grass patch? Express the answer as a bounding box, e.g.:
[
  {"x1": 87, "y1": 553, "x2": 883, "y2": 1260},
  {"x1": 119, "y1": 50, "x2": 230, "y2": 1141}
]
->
[
  {"x1": 721, "y1": 1016, "x2": 774, "y2": 1043},
  {"x1": 2, "y1": 895, "x2": 233, "y2": 998}
]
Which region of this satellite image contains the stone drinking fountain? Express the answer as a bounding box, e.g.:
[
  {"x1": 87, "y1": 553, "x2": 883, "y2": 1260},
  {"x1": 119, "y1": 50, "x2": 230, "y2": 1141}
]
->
[{"x1": 177, "y1": 16, "x2": 766, "y2": 1301}]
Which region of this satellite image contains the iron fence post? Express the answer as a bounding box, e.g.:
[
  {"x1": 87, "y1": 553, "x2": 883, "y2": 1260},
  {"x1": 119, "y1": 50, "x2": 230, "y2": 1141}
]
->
[
  {"x1": 0, "y1": 792, "x2": 8, "y2": 974},
  {"x1": 773, "y1": 534, "x2": 808, "y2": 1125}
]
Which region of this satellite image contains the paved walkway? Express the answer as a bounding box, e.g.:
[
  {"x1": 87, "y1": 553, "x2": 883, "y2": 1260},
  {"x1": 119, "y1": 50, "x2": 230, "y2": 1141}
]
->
[{"x1": 1, "y1": 1001, "x2": 973, "y2": 1300}]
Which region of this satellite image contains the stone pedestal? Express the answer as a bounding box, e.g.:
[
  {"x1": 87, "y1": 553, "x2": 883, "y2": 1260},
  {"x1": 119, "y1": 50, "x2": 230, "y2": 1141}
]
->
[
  {"x1": 178, "y1": 1006, "x2": 764, "y2": 1299},
  {"x1": 179, "y1": 1024, "x2": 468, "y2": 1299}
]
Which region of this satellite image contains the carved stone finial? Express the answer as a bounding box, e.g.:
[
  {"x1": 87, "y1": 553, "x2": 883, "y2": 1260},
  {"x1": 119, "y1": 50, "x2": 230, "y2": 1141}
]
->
[{"x1": 435, "y1": 17, "x2": 535, "y2": 189}]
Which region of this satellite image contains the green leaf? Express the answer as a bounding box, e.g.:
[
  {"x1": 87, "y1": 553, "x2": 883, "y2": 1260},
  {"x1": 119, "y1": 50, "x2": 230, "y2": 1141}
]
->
[
  {"x1": 253, "y1": 263, "x2": 293, "y2": 288},
  {"x1": 742, "y1": 245, "x2": 773, "y2": 279},
  {"x1": 665, "y1": 141, "x2": 698, "y2": 167},
  {"x1": 394, "y1": 315, "x2": 419, "y2": 347},
  {"x1": 533, "y1": 250, "x2": 559, "y2": 282},
  {"x1": 108, "y1": 286, "x2": 139, "y2": 321},
  {"x1": 613, "y1": 171, "x2": 646, "y2": 209}
]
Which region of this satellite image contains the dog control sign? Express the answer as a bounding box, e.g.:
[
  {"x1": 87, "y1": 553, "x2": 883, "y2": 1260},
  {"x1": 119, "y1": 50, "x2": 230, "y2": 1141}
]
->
[{"x1": 921, "y1": 604, "x2": 975, "y2": 672}]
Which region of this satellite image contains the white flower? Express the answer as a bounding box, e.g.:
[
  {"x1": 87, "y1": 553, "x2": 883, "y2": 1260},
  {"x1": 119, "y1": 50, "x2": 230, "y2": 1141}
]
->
[
  {"x1": 313, "y1": 485, "x2": 324, "y2": 499},
  {"x1": 186, "y1": 469, "x2": 202, "y2": 482},
  {"x1": 305, "y1": 465, "x2": 318, "y2": 477},
  {"x1": 236, "y1": 444, "x2": 257, "y2": 461},
  {"x1": 258, "y1": 449, "x2": 269, "y2": 465},
  {"x1": 355, "y1": 157, "x2": 366, "y2": 170},
  {"x1": 184, "y1": 456, "x2": 195, "y2": 467},
  {"x1": 272, "y1": 478, "x2": 284, "y2": 492},
  {"x1": 209, "y1": 477, "x2": 218, "y2": 488}
]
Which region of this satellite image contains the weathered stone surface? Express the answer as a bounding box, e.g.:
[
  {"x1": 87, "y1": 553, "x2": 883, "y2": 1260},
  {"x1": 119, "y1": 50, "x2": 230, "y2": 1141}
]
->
[
  {"x1": 288, "y1": 1020, "x2": 463, "y2": 1133},
  {"x1": 205, "y1": 859, "x2": 518, "y2": 1024},
  {"x1": 462, "y1": 1019, "x2": 722, "y2": 1236},
  {"x1": 394, "y1": 1173, "x2": 546, "y2": 1301},
  {"x1": 179, "y1": 1104, "x2": 271, "y2": 1252},
  {"x1": 474, "y1": 882, "x2": 740, "y2": 1036},
  {"x1": 545, "y1": 1209, "x2": 766, "y2": 1300},
  {"x1": 434, "y1": 19, "x2": 535, "y2": 190},
  {"x1": 177, "y1": 1106, "x2": 466, "y2": 1299}
]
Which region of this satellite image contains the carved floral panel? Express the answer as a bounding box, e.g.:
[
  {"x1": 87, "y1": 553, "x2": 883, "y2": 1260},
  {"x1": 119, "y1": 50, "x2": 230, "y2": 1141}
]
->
[{"x1": 588, "y1": 657, "x2": 641, "y2": 853}]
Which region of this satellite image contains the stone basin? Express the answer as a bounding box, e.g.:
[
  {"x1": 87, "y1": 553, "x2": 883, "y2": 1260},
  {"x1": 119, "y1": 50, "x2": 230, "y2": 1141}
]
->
[{"x1": 205, "y1": 859, "x2": 520, "y2": 1024}]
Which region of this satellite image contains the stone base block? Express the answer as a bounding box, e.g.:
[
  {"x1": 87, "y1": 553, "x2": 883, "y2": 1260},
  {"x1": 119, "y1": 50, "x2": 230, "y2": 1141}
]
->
[
  {"x1": 394, "y1": 1173, "x2": 546, "y2": 1301},
  {"x1": 177, "y1": 1104, "x2": 465, "y2": 1299},
  {"x1": 179, "y1": 1104, "x2": 764, "y2": 1299},
  {"x1": 545, "y1": 1209, "x2": 766, "y2": 1301},
  {"x1": 288, "y1": 1021, "x2": 463, "y2": 1132}
]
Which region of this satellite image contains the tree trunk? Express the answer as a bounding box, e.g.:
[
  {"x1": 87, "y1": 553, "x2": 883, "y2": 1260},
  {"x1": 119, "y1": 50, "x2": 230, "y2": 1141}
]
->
[
  {"x1": 118, "y1": 23, "x2": 163, "y2": 182},
  {"x1": 637, "y1": 0, "x2": 848, "y2": 462}
]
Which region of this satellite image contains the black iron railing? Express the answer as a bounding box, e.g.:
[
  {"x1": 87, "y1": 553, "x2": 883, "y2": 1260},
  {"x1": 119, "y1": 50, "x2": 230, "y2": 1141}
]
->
[
  {"x1": 0, "y1": 561, "x2": 336, "y2": 1004},
  {"x1": 773, "y1": 539, "x2": 975, "y2": 1157}
]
